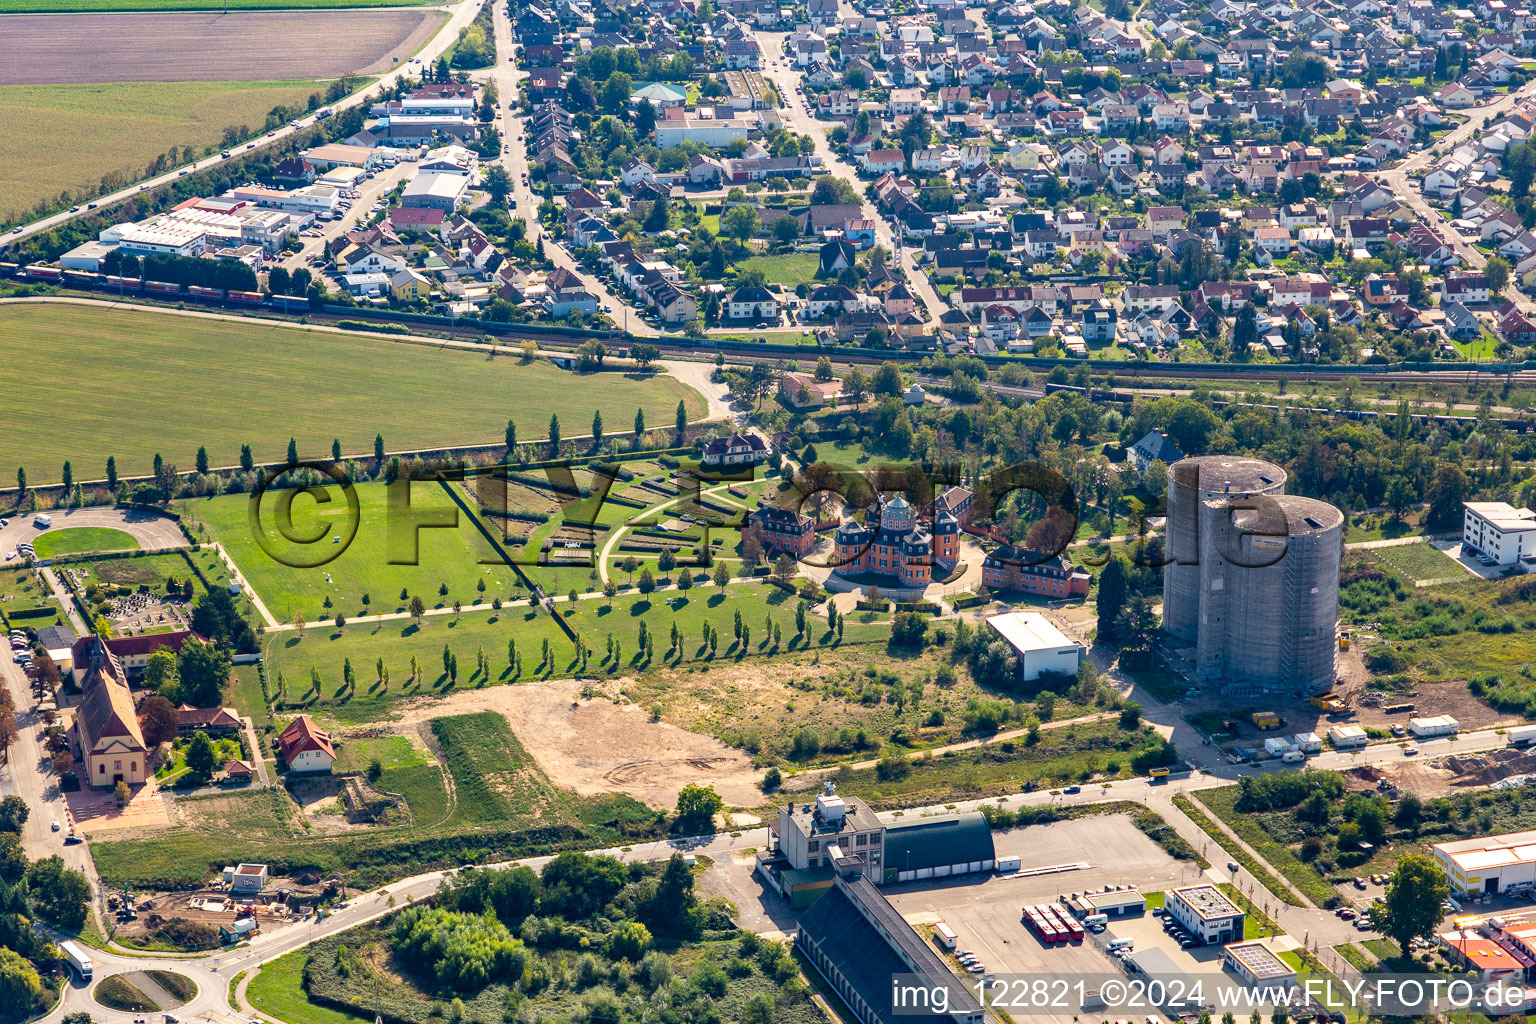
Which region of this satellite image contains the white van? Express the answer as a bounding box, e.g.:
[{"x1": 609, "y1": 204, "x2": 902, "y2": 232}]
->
[
  {"x1": 1281, "y1": 750, "x2": 1305, "y2": 763},
  {"x1": 32, "y1": 514, "x2": 51, "y2": 529},
  {"x1": 1084, "y1": 914, "x2": 1109, "y2": 928},
  {"x1": 1107, "y1": 937, "x2": 1135, "y2": 952}
]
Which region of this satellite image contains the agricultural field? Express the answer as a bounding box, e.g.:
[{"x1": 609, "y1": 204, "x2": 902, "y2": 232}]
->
[
  {"x1": 0, "y1": 80, "x2": 333, "y2": 222},
  {"x1": 5, "y1": 9, "x2": 444, "y2": 84},
  {"x1": 29, "y1": 526, "x2": 139, "y2": 558},
  {"x1": 0, "y1": 305, "x2": 702, "y2": 483}
]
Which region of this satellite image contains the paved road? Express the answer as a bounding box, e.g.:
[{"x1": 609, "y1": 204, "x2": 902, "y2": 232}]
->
[
  {"x1": 0, "y1": 506, "x2": 187, "y2": 561},
  {"x1": 0, "y1": 0, "x2": 483, "y2": 252},
  {"x1": 1374, "y1": 79, "x2": 1536, "y2": 318},
  {"x1": 483, "y1": 4, "x2": 660, "y2": 335},
  {"x1": 11, "y1": 696, "x2": 1520, "y2": 1022},
  {"x1": 755, "y1": 25, "x2": 949, "y2": 326}
]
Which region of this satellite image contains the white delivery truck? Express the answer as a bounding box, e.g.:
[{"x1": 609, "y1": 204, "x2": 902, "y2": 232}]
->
[
  {"x1": 1509, "y1": 725, "x2": 1536, "y2": 746},
  {"x1": 60, "y1": 940, "x2": 92, "y2": 980},
  {"x1": 934, "y1": 922, "x2": 958, "y2": 950},
  {"x1": 32, "y1": 514, "x2": 51, "y2": 529}
]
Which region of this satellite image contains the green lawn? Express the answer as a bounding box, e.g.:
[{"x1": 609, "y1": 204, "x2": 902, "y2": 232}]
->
[
  {"x1": 733, "y1": 253, "x2": 822, "y2": 287},
  {"x1": 0, "y1": 304, "x2": 703, "y2": 484},
  {"x1": 1334, "y1": 943, "x2": 1374, "y2": 971},
  {"x1": 31, "y1": 527, "x2": 140, "y2": 558},
  {"x1": 332, "y1": 734, "x2": 429, "y2": 774},
  {"x1": 0, "y1": 81, "x2": 334, "y2": 222},
  {"x1": 180, "y1": 481, "x2": 509, "y2": 626},
  {"x1": 258, "y1": 581, "x2": 887, "y2": 724},
  {"x1": 1370, "y1": 540, "x2": 1467, "y2": 585},
  {"x1": 246, "y1": 950, "x2": 371, "y2": 1024},
  {"x1": 0, "y1": 567, "x2": 68, "y2": 629}
]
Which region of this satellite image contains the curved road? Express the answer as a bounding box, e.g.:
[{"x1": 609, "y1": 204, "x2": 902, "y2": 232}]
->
[
  {"x1": 1, "y1": 507, "x2": 187, "y2": 559},
  {"x1": 5, "y1": 671, "x2": 1520, "y2": 1024}
]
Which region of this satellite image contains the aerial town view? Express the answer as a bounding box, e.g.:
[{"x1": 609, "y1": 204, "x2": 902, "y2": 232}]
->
[{"x1": 18, "y1": 0, "x2": 1536, "y2": 1021}]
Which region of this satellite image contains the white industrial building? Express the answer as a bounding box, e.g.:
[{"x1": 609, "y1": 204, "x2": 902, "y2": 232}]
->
[
  {"x1": 656, "y1": 116, "x2": 755, "y2": 148},
  {"x1": 1223, "y1": 940, "x2": 1297, "y2": 986},
  {"x1": 1164, "y1": 884, "x2": 1245, "y2": 945},
  {"x1": 1463, "y1": 502, "x2": 1536, "y2": 565},
  {"x1": 1327, "y1": 724, "x2": 1368, "y2": 749},
  {"x1": 402, "y1": 171, "x2": 471, "y2": 212},
  {"x1": 1076, "y1": 888, "x2": 1147, "y2": 916},
  {"x1": 1434, "y1": 830, "x2": 1536, "y2": 894},
  {"x1": 1410, "y1": 715, "x2": 1459, "y2": 738},
  {"x1": 984, "y1": 611, "x2": 1084, "y2": 682}
]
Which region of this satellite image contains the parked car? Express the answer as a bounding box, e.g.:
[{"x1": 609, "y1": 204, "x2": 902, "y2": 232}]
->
[
  {"x1": 1064, "y1": 785, "x2": 1081, "y2": 794},
  {"x1": 1337, "y1": 908, "x2": 1357, "y2": 919}
]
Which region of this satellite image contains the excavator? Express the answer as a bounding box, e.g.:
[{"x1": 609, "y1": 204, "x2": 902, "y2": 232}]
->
[{"x1": 1311, "y1": 686, "x2": 1362, "y2": 716}]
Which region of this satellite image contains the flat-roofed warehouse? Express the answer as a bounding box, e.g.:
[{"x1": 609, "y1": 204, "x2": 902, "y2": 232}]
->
[
  {"x1": 1433, "y1": 830, "x2": 1536, "y2": 894},
  {"x1": 1223, "y1": 940, "x2": 1297, "y2": 986},
  {"x1": 984, "y1": 611, "x2": 1084, "y2": 682},
  {"x1": 1077, "y1": 888, "x2": 1147, "y2": 916}
]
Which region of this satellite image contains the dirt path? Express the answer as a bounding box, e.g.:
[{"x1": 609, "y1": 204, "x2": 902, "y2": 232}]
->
[{"x1": 365, "y1": 680, "x2": 763, "y2": 809}]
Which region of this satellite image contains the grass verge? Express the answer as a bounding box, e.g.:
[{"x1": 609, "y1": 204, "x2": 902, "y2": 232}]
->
[
  {"x1": 1171, "y1": 793, "x2": 1304, "y2": 906},
  {"x1": 1197, "y1": 787, "x2": 1340, "y2": 907}
]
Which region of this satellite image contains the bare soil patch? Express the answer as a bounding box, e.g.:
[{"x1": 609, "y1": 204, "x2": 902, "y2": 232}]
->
[
  {"x1": 5, "y1": 9, "x2": 444, "y2": 85},
  {"x1": 363, "y1": 680, "x2": 764, "y2": 809}
]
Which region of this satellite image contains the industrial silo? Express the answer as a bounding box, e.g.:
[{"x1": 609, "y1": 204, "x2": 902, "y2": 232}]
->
[
  {"x1": 1161, "y1": 456, "x2": 1287, "y2": 644},
  {"x1": 1196, "y1": 495, "x2": 1344, "y2": 693}
]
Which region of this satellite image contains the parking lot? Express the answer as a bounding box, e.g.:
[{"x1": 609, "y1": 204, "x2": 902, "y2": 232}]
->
[{"x1": 884, "y1": 814, "x2": 1214, "y2": 1023}]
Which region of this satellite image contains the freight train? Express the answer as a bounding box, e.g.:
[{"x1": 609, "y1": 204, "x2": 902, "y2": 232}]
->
[{"x1": 10, "y1": 263, "x2": 278, "y2": 309}]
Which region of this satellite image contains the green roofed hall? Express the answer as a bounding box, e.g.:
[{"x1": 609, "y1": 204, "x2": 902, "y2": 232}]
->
[{"x1": 882, "y1": 811, "x2": 996, "y2": 883}]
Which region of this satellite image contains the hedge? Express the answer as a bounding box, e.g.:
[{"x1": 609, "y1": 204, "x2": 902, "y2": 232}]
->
[
  {"x1": 4, "y1": 606, "x2": 58, "y2": 621},
  {"x1": 855, "y1": 599, "x2": 890, "y2": 612}
]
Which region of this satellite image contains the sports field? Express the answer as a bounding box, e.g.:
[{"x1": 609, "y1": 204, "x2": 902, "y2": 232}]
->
[
  {"x1": 0, "y1": 80, "x2": 331, "y2": 221},
  {"x1": 0, "y1": 305, "x2": 703, "y2": 484}
]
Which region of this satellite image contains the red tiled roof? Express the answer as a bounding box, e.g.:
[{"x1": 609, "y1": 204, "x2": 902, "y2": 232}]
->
[{"x1": 278, "y1": 715, "x2": 335, "y2": 762}]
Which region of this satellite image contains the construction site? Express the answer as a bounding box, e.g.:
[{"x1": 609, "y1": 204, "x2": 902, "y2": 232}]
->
[
  {"x1": 1344, "y1": 747, "x2": 1536, "y2": 797},
  {"x1": 108, "y1": 868, "x2": 348, "y2": 950}
]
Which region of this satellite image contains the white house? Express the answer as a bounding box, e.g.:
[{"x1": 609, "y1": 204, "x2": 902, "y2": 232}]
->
[{"x1": 278, "y1": 715, "x2": 335, "y2": 773}]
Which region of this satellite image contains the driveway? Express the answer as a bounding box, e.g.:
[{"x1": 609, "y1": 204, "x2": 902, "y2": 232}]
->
[{"x1": 0, "y1": 506, "x2": 186, "y2": 558}]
